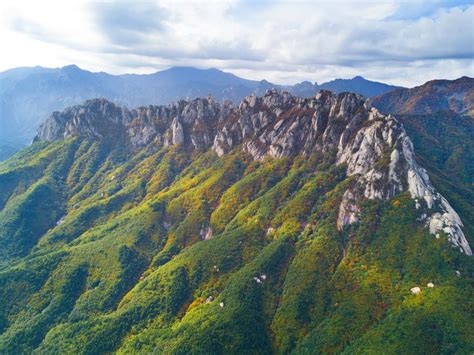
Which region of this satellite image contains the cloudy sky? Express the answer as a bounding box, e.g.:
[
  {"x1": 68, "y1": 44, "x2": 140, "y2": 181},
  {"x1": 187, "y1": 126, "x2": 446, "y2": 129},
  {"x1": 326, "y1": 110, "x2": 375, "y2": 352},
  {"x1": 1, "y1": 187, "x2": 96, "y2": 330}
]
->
[{"x1": 1, "y1": 0, "x2": 473, "y2": 86}]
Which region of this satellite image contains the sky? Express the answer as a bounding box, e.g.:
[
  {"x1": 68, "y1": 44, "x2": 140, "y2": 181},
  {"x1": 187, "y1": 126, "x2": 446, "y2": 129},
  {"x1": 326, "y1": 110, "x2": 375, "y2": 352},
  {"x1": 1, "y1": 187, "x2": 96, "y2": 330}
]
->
[{"x1": 0, "y1": 0, "x2": 473, "y2": 86}]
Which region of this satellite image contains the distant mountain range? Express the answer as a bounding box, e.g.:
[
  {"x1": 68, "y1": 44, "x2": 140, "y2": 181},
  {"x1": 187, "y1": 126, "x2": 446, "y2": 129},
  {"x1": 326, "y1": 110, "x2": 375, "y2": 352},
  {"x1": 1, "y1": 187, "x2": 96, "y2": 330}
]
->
[
  {"x1": 0, "y1": 65, "x2": 401, "y2": 159},
  {"x1": 291, "y1": 76, "x2": 401, "y2": 98}
]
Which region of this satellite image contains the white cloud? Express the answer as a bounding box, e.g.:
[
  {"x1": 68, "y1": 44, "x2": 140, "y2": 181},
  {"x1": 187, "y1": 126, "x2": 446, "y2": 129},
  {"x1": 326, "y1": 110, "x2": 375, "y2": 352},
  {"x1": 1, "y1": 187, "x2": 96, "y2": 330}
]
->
[{"x1": 0, "y1": 0, "x2": 472, "y2": 86}]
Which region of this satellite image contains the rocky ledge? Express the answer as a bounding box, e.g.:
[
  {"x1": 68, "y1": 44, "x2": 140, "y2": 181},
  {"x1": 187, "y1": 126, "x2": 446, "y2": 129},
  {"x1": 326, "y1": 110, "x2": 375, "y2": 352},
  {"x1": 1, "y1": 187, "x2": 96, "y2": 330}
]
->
[{"x1": 35, "y1": 90, "x2": 472, "y2": 255}]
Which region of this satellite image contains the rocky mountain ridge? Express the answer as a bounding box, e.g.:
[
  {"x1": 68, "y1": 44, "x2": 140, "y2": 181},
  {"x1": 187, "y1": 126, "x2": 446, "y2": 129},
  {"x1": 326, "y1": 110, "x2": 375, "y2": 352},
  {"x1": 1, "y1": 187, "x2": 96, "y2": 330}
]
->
[
  {"x1": 0, "y1": 64, "x2": 400, "y2": 160},
  {"x1": 35, "y1": 90, "x2": 472, "y2": 255}
]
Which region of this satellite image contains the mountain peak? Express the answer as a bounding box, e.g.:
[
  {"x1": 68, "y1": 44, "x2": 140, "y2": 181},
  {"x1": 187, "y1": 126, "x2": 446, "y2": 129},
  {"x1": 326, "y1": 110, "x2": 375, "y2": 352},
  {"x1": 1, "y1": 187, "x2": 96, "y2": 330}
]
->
[
  {"x1": 163, "y1": 66, "x2": 216, "y2": 73},
  {"x1": 61, "y1": 64, "x2": 82, "y2": 72},
  {"x1": 317, "y1": 76, "x2": 402, "y2": 97}
]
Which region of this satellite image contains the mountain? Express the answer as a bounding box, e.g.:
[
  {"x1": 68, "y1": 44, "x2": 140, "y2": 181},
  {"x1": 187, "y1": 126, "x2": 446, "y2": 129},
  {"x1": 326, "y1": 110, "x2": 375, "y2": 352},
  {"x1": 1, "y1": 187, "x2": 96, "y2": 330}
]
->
[
  {"x1": 0, "y1": 142, "x2": 21, "y2": 162},
  {"x1": 0, "y1": 65, "x2": 263, "y2": 151},
  {"x1": 284, "y1": 76, "x2": 401, "y2": 99},
  {"x1": 372, "y1": 77, "x2": 474, "y2": 193},
  {"x1": 0, "y1": 90, "x2": 472, "y2": 353},
  {"x1": 318, "y1": 75, "x2": 401, "y2": 97},
  {"x1": 0, "y1": 65, "x2": 400, "y2": 160},
  {"x1": 372, "y1": 76, "x2": 474, "y2": 115}
]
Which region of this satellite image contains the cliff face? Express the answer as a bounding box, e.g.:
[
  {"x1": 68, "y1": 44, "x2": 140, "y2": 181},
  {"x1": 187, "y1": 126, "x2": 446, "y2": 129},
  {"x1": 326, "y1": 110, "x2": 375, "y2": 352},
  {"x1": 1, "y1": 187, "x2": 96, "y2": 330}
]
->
[
  {"x1": 35, "y1": 90, "x2": 472, "y2": 255},
  {"x1": 35, "y1": 97, "x2": 223, "y2": 149}
]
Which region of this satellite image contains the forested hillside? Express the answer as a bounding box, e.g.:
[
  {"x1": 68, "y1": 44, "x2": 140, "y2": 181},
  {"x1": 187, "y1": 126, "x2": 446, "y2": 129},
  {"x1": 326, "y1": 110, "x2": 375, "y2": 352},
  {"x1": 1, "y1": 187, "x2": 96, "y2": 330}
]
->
[{"x1": 0, "y1": 90, "x2": 472, "y2": 353}]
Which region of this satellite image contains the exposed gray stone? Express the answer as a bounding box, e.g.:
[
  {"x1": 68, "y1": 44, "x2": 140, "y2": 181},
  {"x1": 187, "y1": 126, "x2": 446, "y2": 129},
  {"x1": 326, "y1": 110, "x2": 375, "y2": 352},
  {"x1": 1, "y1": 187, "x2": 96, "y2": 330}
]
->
[{"x1": 171, "y1": 118, "x2": 184, "y2": 145}]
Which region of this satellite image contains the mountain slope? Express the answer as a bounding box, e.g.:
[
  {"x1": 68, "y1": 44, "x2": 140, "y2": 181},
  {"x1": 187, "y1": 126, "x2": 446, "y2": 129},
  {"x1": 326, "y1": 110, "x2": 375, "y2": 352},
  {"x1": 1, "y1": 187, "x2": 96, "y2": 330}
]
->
[
  {"x1": 372, "y1": 76, "x2": 474, "y2": 115},
  {"x1": 0, "y1": 91, "x2": 472, "y2": 353},
  {"x1": 0, "y1": 65, "x2": 400, "y2": 160},
  {"x1": 372, "y1": 76, "x2": 474, "y2": 213}
]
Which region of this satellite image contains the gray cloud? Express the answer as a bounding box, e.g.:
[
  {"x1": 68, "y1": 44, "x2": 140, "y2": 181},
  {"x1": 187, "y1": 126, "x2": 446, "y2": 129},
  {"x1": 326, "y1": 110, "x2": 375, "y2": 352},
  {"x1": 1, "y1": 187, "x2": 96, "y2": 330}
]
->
[
  {"x1": 3, "y1": 0, "x2": 473, "y2": 86},
  {"x1": 92, "y1": 1, "x2": 168, "y2": 46}
]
